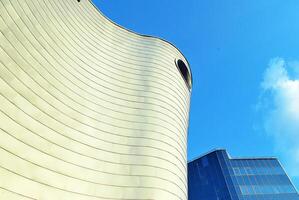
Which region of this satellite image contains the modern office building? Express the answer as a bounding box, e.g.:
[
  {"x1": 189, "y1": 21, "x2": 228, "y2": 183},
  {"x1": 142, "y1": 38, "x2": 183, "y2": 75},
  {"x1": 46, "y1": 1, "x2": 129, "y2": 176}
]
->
[
  {"x1": 188, "y1": 149, "x2": 299, "y2": 200},
  {"x1": 0, "y1": 0, "x2": 192, "y2": 199}
]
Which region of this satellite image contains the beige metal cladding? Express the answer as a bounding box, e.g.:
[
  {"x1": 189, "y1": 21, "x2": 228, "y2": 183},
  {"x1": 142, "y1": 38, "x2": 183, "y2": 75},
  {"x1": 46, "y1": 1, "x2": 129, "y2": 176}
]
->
[{"x1": 0, "y1": 0, "x2": 192, "y2": 199}]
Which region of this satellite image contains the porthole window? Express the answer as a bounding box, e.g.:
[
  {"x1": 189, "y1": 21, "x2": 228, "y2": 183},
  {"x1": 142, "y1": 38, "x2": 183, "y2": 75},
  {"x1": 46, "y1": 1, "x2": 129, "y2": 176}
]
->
[{"x1": 176, "y1": 59, "x2": 192, "y2": 90}]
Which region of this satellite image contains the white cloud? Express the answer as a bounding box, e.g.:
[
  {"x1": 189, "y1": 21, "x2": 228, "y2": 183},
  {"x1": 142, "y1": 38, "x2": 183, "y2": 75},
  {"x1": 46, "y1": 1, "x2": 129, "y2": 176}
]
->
[{"x1": 259, "y1": 58, "x2": 299, "y2": 176}]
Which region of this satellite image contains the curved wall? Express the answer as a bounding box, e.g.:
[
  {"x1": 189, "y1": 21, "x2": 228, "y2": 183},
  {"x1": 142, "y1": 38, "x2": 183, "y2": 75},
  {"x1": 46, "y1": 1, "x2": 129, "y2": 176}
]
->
[{"x1": 0, "y1": 0, "x2": 192, "y2": 199}]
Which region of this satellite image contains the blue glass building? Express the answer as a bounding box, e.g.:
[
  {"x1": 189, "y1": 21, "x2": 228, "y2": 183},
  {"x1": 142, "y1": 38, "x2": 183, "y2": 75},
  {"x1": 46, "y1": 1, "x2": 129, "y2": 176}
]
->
[{"x1": 188, "y1": 149, "x2": 299, "y2": 200}]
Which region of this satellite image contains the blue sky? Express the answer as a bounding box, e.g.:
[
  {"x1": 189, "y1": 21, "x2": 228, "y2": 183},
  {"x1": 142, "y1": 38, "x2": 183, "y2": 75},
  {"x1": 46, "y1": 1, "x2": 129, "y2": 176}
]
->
[{"x1": 93, "y1": 0, "x2": 299, "y2": 189}]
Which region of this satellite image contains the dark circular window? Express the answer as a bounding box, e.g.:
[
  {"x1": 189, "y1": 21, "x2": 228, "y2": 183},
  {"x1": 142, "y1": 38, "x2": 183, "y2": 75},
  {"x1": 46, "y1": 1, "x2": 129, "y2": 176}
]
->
[{"x1": 176, "y1": 59, "x2": 192, "y2": 90}]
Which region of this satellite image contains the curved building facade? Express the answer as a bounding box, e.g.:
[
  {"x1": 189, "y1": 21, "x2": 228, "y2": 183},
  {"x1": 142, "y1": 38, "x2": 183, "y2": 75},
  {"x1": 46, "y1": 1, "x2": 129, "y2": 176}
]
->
[{"x1": 0, "y1": 0, "x2": 192, "y2": 199}]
